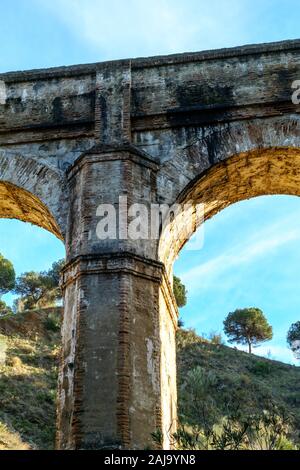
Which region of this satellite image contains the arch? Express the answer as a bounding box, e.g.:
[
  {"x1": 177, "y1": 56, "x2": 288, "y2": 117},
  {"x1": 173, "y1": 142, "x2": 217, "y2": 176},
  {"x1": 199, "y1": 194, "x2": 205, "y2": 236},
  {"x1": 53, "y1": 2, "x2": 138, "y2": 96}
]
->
[
  {"x1": 159, "y1": 146, "x2": 300, "y2": 275},
  {"x1": 155, "y1": 115, "x2": 300, "y2": 205},
  {"x1": 0, "y1": 152, "x2": 68, "y2": 239}
]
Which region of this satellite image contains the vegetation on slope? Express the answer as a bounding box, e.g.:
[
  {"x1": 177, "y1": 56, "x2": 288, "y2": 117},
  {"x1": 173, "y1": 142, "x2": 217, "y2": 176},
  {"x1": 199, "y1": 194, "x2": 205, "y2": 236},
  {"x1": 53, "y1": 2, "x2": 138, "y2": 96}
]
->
[
  {"x1": 0, "y1": 308, "x2": 60, "y2": 450},
  {"x1": 0, "y1": 311, "x2": 300, "y2": 450},
  {"x1": 176, "y1": 328, "x2": 300, "y2": 449}
]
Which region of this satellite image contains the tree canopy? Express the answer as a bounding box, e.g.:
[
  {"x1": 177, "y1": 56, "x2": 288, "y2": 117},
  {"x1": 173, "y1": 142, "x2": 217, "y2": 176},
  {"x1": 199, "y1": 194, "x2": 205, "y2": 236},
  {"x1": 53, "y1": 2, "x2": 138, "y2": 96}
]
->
[
  {"x1": 47, "y1": 259, "x2": 65, "y2": 286},
  {"x1": 0, "y1": 253, "x2": 15, "y2": 297},
  {"x1": 287, "y1": 321, "x2": 300, "y2": 360},
  {"x1": 173, "y1": 275, "x2": 187, "y2": 309},
  {"x1": 0, "y1": 299, "x2": 13, "y2": 317},
  {"x1": 14, "y1": 259, "x2": 65, "y2": 311},
  {"x1": 14, "y1": 271, "x2": 54, "y2": 310},
  {"x1": 223, "y1": 308, "x2": 273, "y2": 354}
]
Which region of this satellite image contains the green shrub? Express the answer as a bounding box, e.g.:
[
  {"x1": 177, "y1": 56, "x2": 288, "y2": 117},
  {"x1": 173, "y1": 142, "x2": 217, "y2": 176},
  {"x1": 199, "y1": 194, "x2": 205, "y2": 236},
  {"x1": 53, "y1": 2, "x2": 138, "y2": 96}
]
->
[
  {"x1": 276, "y1": 436, "x2": 298, "y2": 450},
  {"x1": 158, "y1": 405, "x2": 296, "y2": 450},
  {"x1": 0, "y1": 300, "x2": 13, "y2": 318},
  {"x1": 209, "y1": 331, "x2": 223, "y2": 345},
  {"x1": 176, "y1": 328, "x2": 206, "y2": 350},
  {"x1": 44, "y1": 313, "x2": 61, "y2": 332},
  {"x1": 240, "y1": 374, "x2": 252, "y2": 387},
  {"x1": 285, "y1": 392, "x2": 300, "y2": 406},
  {"x1": 249, "y1": 360, "x2": 273, "y2": 377}
]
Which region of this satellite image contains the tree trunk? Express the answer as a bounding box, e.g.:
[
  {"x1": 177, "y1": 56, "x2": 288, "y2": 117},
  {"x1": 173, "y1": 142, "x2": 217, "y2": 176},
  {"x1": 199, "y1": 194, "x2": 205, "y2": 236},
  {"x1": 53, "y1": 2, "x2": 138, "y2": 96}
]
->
[{"x1": 247, "y1": 339, "x2": 252, "y2": 354}]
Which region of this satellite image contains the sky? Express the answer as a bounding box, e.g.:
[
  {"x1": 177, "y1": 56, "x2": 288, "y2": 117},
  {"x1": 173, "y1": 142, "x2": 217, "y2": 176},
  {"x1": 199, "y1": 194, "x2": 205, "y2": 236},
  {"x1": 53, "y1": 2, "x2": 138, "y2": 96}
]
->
[
  {"x1": 0, "y1": 1, "x2": 300, "y2": 364},
  {"x1": 1, "y1": 0, "x2": 300, "y2": 72},
  {"x1": 174, "y1": 196, "x2": 300, "y2": 365}
]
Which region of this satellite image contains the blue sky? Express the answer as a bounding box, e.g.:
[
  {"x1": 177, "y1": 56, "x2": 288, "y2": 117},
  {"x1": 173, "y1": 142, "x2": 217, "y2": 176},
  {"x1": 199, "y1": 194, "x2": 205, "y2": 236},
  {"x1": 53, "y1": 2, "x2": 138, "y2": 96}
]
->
[
  {"x1": 174, "y1": 196, "x2": 300, "y2": 365},
  {"x1": 1, "y1": 0, "x2": 300, "y2": 72},
  {"x1": 1, "y1": 1, "x2": 300, "y2": 364}
]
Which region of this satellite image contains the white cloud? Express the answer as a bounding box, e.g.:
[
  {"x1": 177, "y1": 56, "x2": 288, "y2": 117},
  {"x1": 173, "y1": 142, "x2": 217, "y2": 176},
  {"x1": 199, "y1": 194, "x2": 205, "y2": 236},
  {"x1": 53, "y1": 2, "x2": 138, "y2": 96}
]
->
[
  {"x1": 34, "y1": 0, "x2": 252, "y2": 59},
  {"x1": 180, "y1": 213, "x2": 300, "y2": 293}
]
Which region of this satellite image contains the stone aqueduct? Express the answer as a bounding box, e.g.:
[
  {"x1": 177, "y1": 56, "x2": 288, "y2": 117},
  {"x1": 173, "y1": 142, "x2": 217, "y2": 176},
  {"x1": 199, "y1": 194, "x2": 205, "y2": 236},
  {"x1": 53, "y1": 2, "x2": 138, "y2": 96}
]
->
[{"x1": 1, "y1": 39, "x2": 300, "y2": 449}]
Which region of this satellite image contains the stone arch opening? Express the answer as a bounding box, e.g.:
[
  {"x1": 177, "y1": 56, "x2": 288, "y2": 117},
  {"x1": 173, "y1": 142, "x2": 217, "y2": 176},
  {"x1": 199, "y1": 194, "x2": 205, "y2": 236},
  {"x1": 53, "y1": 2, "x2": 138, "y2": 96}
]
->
[
  {"x1": 0, "y1": 152, "x2": 68, "y2": 241},
  {"x1": 0, "y1": 154, "x2": 67, "y2": 449},
  {"x1": 160, "y1": 146, "x2": 300, "y2": 449},
  {"x1": 0, "y1": 181, "x2": 63, "y2": 240},
  {"x1": 159, "y1": 147, "x2": 300, "y2": 277}
]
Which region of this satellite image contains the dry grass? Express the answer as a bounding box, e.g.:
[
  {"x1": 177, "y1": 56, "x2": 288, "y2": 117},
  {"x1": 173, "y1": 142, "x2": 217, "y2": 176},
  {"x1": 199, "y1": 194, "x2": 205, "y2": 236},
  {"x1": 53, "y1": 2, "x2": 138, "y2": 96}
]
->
[
  {"x1": 0, "y1": 309, "x2": 61, "y2": 450},
  {"x1": 0, "y1": 422, "x2": 31, "y2": 450}
]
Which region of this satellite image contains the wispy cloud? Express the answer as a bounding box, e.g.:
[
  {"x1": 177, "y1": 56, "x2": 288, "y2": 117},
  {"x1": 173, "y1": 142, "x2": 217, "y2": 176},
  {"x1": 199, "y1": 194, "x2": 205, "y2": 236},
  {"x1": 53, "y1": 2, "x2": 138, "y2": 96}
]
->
[
  {"x1": 175, "y1": 199, "x2": 300, "y2": 365},
  {"x1": 35, "y1": 0, "x2": 251, "y2": 59},
  {"x1": 180, "y1": 214, "x2": 300, "y2": 293}
]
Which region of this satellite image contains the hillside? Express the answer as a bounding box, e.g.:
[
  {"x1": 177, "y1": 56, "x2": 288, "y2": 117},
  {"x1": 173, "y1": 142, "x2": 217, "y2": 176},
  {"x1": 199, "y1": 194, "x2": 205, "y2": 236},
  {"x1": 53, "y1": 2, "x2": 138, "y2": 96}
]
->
[
  {"x1": 0, "y1": 309, "x2": 60, "y2": 450},
  {"x1": 177, "y1": 329, "x2": 300, "y2": 449},
  {"x1": 0, "y1": 312, "x2": 300, "y2": 449}
]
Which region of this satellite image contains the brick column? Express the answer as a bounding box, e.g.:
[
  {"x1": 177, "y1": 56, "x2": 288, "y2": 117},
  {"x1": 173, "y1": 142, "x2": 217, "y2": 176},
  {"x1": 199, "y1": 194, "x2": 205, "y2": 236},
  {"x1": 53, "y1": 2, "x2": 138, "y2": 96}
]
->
[{"x1": 56, "y1": 145, "x2": 178, "y2": 449}]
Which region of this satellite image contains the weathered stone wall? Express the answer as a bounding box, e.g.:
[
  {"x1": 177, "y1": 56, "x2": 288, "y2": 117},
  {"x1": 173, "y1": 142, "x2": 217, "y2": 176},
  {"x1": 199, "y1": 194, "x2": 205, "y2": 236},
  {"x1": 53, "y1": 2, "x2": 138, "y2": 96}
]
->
[
  {"x1": 1, "y1": 39, "x2": 300, "y2": 449},
  {"x1": 158, "y1": 276, "x2": 178, "y2": 449},
  {"x1": 0, "y1": 153, "x2": 67, "y2": 238},
  {"x1": 159, "y1": 146, "x2": 300, "y2": 274}
]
